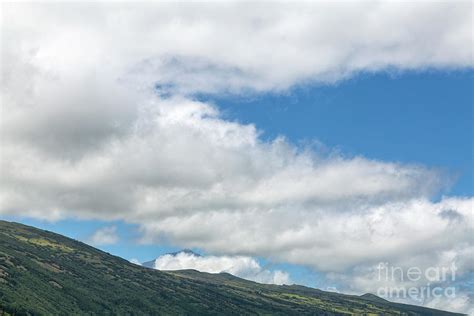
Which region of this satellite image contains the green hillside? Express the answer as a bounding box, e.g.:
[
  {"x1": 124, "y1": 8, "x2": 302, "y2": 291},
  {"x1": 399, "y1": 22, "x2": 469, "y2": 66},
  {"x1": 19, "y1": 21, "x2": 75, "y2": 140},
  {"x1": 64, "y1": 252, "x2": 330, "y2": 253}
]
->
[{"x1": 0, "y1": 220, "x2": 462, "y2": 315}]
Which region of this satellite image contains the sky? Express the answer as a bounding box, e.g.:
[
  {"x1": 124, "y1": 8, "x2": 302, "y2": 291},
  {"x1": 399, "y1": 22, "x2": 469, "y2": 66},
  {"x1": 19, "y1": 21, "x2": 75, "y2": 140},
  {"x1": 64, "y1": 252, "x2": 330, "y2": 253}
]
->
[
  {"x1": 207, "y1": 70, "x2": 473, "y2": 196},
  {"x1": 1, "y1": 1, "x2": 473, "y2": 314}
]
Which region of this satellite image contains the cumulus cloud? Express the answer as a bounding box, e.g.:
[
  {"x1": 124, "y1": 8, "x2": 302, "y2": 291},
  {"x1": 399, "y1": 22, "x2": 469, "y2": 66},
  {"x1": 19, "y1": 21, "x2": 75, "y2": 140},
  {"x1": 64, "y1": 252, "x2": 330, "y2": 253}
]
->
[
  {"x1": 0, "y1": 1, "x2": 472, "y2": 313},
  {"x1": 140, "y1": 197, "x2": 473, "y2": 271},
  {"x1": 88, "y1": 226, "x2": 119, "y2": 246},
  {"x1": 0, "y1": 97, "x2": 444, "y2": 220},
  {"x1": 152, "y1": 251, "x2": 290, "y2": 285}
]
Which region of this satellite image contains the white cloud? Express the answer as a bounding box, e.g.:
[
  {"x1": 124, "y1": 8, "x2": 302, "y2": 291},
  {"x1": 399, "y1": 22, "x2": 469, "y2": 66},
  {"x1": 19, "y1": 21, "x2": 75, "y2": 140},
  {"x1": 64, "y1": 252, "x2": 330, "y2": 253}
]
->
[
  {"x1": 0, "y1": 2, "x2": 472, "y2": 313},
  {"x1": 1, "y1": 1, "x2": 471, "y2": 96},
  {"x1": 89, "y1": 226, "x2": 119, "y2": 246},
  {"x1": 140, "y1": 197, "x2": 473, "y2": 272},
  {"x1": 153, "y1": 252, "x2": 291, "y2": 285},
  {"x1": 0, "y1": 97, "x2": 445, "y2": 221}
]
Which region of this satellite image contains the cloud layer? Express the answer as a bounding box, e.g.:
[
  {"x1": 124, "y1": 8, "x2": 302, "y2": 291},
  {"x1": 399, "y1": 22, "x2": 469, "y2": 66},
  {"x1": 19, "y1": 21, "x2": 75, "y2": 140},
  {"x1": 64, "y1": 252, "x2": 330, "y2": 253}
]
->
[
  {"x1": 152, "y1": 251, "x2": 290, "y2": 285},
  {"x1": 1, "y1": 1, "x2": 472, "y2": 313},
  {"x1": 1, "y1": 1, "x2": 471, "y2": 96}
]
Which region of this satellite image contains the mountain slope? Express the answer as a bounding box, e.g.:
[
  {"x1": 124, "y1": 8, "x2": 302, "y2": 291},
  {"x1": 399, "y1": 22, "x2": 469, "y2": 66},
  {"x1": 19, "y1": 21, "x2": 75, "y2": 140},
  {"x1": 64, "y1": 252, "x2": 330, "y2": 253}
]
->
[{"x1": 0, "y1": 220, "x2": 462, "y2": 315}]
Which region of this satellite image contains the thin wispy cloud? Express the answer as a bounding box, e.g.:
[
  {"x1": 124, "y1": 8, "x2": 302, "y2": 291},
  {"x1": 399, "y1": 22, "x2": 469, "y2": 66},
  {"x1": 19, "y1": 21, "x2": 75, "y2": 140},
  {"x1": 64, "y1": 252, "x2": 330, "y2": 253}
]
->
[{"x1": 89, "y1": 226, "x2": 119, "y2": 246}]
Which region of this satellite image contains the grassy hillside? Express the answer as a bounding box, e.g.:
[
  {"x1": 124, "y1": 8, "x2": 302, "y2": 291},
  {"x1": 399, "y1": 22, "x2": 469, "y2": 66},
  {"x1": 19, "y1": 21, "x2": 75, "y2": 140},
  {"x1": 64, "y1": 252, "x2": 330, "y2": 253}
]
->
[{"x1": 0, "y1": 220, "x2": 462, "y2": 315}]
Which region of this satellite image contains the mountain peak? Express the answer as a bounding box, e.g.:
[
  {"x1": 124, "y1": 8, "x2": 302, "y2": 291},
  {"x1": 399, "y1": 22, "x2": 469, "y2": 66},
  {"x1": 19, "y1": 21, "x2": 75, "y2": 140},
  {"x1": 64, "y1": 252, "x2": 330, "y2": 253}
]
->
[
  {"x1": 168, "y1": 249, "x2": 201, "y2": 257},
  {"x1": 360, "y1": 293, "x2": 389, "y2": 303}
]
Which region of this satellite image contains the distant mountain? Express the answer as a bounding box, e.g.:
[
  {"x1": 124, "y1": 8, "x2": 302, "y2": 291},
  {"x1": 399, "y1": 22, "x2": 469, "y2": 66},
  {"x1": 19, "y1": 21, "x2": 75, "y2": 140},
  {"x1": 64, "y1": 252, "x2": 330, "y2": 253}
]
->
[
  {"x1": 360, "y1": 293, "x2": 390, "y2": 304},
  {"x1": 142, "y1": 249, "x2": 200, "y2": 268},
  {"x1": 0, "y1": 220, "x2": 463, "y2": 315}
]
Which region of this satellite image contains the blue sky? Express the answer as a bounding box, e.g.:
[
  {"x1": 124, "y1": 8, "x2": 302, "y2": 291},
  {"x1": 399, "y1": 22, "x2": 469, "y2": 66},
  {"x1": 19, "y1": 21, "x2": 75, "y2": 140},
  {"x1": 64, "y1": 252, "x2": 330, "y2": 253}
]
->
[{"x1": 207, "y1": 70, "x2": 473, "y2": 196}]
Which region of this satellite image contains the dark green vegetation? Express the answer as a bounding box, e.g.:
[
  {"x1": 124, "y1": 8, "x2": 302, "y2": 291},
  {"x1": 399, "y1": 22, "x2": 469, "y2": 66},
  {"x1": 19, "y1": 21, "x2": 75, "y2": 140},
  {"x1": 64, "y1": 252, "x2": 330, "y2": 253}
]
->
[{"x1": 0, "y1": 221, "x2": 462, "y2": 315}]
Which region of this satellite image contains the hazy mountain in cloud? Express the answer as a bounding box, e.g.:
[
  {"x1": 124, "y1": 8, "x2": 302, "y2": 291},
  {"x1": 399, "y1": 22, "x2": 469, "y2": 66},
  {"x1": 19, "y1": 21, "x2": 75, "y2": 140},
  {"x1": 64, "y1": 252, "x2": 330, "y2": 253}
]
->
[
  {"x1": 142, "y1": 249, "x2": 201, "y2": 268},
  {"x1": 143, "y1": 250, "x2": 291, "y2": 285}
]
